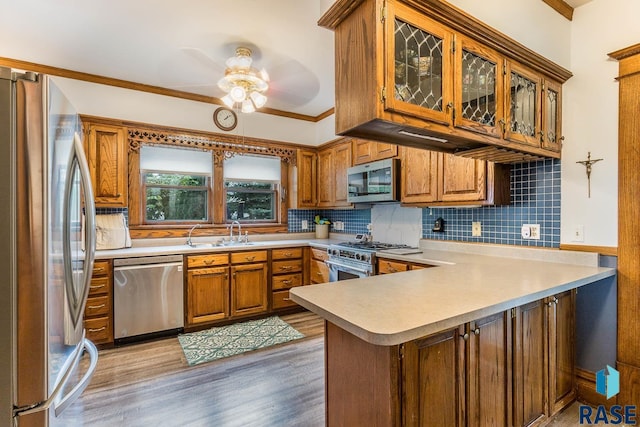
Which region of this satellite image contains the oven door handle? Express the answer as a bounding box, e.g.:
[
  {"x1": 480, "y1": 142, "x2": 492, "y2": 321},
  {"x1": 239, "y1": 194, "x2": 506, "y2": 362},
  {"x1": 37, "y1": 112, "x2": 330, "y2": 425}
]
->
[{"x1": 324, "y1": 260, "x2": 372, "y2": 275}]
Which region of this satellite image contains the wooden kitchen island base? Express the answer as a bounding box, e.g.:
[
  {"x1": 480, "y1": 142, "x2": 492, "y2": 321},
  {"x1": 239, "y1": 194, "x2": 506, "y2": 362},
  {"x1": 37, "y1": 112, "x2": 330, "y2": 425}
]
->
[{"x1": 325, "y1": 291, "x2": 576, "y2": 427}]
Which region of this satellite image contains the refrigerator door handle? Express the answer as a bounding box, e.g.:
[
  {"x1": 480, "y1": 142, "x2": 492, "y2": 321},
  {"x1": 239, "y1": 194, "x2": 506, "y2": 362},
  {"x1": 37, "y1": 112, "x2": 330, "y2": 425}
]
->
[
  {"x1": 62, "y1": 132, "x2": 96, "y2": 328},
  {"x1": 53, "y1": 338, "x2": 98, "y2": 416},
  {"x1": 13, "y1": 333, "x2": 93, "y2": 418}
]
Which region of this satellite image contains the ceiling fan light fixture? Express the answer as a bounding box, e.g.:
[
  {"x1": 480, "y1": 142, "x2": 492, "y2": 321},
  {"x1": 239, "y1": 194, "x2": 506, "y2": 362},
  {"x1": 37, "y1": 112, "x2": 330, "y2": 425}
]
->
[
  {"x1": 241, "y1": 99, "x2": 255, "y2": 113},
  {"x1": 216, "y1": 46, "x2": 269, "y2": 113},
  {"x1": 250, "y1": 91, "x2": 267, "y2": 108}
]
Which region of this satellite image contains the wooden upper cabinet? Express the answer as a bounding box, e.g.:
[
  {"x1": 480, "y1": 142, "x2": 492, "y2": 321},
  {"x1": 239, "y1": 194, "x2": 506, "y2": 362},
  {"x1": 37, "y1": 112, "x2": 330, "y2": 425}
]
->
[
  {"x1": 400, "y1": 146, "x2": 510, "y2": 206},
  {"x1": 504, "y1": 61, "x2": 543, "y2": 148},
  {"x1": 384, "y1": 1, "x2": 454, "y2": 126},
  {"x1": 84, "y1": 121, "x2": 128, "y2": 207},
  {"x1": 541, "y1": 78, "x2": 563, "y2": 152},
  {"x1": 401, "y1": 146, "x2": 438, "y2": 204},
  {"x1": 352, "y1": 138, "x2": 398, "y2": 165},
  {"x1": 317, "y1": 140, "x2": 352, "y2": 208},
  {"x1": 319, "y1": 0, "x2": 571, "y2": 162},
  {"x1": 454, "y1": 35, "x2": 504, "y2": 139},
  {"x1": 295, "y1": 149, "x2": 317, "y2": 208},
  {"x1": 439, "y1": 154, "x2": 487, "y2": 203}
]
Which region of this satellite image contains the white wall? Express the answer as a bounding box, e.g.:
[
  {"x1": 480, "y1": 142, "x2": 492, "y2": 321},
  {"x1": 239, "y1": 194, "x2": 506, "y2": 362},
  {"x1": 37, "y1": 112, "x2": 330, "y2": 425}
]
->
[
  {"x1": 560, "y1": 0, "x2": 640, "y2": 247},
  {"x1": 53, "y1": 77, "x2": 322, "y2": 146}
]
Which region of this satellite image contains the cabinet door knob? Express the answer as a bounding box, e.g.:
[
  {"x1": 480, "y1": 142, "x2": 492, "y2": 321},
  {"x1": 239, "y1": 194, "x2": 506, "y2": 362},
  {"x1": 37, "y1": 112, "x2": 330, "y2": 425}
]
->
[
  {"x1": 473, "y1": 328, "x2": 480, "y2": 335},
  {"x1": 460, "y1": 333, "x2": 469, "y2": 341}
]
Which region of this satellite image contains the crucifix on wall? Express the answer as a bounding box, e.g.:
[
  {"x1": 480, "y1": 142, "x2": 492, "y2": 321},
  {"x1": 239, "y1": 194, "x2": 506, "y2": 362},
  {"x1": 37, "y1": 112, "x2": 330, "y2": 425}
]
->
[{"x1": 576, "y1": 152, "x2": 603, "y2": 198}]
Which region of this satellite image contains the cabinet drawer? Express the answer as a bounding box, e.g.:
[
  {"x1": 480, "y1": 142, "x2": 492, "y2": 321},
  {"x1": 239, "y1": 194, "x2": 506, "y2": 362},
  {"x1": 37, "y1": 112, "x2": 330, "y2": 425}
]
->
[
  {"x1": 272, "y1": 259, "x2": 303, "y2": 274},
  {"x1": 88, "y1": 276, "x2": 111, "y2": 297},
  {"x1": 377, "y1": 259, "x2": 409, "y2": 274},
  {"x1": 84, "y1": 316, "x2": 112, "y2": 344},
  {"x1": 85, "y1": 295, "x2": 110, "y2": 318},
  {"x1": 272, "y1": 273, "x2": 303, "y2": 291},
  {"x1": 188, "y1": 253, "x2": 229, "y2": 268},
  {"x1": 311, "y1": 247, "x2": 329, "y2": 261},
  {"x1": 272, "y1": 248, "x2": 303, "y2": 260},
  {"x1": 310, "y1": 259, "x2": 330, "y2": 284},
  {"x1": 230, "y1": 250, "x2": 268, "y2": 264},
  {"x1": 272, "y1": 290, "x2": 298, "y2": 309},
  {"x1": 92, "y1": 260, "x2": 111, "y2": 277}
]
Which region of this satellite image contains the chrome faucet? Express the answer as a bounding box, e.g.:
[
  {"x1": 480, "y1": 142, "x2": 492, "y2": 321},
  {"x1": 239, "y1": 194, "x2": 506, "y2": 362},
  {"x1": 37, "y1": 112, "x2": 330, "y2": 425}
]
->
[
  {"x1": 186, "y1": 224, "x2": 201, "y2": 246},
  {"x1": 229, "y1": 220, "x2": 242, "y2": 242}
]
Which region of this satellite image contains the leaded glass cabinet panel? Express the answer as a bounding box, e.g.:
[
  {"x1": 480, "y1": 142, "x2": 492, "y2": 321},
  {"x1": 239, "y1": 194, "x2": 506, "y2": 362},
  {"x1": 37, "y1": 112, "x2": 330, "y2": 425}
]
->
[
  {"x1": 542, "y1": 79, "x2": 562, "y2": 152},
  {"x1": 385, "y1": 2, "x2": 453, "y2": 125},
  {"x1": 505, "y1": 62, "x2": 542, "y2": 147},
  {"x1": 454, "y1": 36, "x2": 504, "y2": 138}
]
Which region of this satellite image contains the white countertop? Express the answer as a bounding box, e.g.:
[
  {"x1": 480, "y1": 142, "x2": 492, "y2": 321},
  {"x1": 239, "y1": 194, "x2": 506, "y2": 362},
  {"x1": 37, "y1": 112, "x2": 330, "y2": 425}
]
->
[
  {"x1": 94, "y1": 234, "x2": 343, "y2": 259},
  {"x1": 290, "y1": 241, "x2": 615, "y2": 346}
]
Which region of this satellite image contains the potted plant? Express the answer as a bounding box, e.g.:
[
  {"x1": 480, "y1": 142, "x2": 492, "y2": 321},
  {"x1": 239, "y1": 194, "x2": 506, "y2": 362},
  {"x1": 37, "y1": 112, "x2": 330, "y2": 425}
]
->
[{"x1": 314, "y1": 215, "x2": 331, "y2": 239}]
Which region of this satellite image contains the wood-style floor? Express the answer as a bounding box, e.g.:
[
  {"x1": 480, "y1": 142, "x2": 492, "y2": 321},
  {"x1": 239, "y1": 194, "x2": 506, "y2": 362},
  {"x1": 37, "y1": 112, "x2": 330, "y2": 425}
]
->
[{"x1": 57, "y1": 311, "x2": 583, "y2": 426}]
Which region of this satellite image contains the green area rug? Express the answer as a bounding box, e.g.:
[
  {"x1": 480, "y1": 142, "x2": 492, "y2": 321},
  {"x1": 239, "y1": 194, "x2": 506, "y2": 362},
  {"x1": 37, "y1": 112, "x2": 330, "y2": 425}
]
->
[{"x1": 178, "y1": 316, "x2": 305, "y2": 366}]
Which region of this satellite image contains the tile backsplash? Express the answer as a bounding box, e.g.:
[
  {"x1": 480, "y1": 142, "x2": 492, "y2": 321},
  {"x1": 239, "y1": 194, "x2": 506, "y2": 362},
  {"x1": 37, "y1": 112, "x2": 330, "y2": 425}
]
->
[
  {"x1": 288, "y1": 158, "x2": 561, "y2": 248},
  {"x1": 422, "y1": 159, "x2": 561, "y2": 247}
]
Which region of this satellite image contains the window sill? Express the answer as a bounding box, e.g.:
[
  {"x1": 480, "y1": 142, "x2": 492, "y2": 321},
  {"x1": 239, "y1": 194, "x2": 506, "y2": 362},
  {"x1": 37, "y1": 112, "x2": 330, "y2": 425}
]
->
[{"x1": 129, "y1": 224, "x2": 289, "y2": 239}]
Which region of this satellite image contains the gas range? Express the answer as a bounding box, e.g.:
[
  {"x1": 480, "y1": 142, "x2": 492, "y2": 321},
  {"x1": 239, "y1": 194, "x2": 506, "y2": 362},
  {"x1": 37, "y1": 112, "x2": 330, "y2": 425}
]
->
[{"x1": 326, "y1": 241, "x2": 421, "y2": 279}]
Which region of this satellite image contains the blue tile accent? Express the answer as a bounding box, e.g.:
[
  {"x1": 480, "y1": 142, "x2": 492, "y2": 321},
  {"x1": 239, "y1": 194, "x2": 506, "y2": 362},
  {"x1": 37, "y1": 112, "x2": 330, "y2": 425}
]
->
[
  {"x1": 288, "y1": 209, "x2": 371, "y2": 235},
  {"x1": 422, "y1": 158, "x2": 560, "y2": 248},
  {"x1": 96, "y1": 207, "x2": 129, "y2": 225}
]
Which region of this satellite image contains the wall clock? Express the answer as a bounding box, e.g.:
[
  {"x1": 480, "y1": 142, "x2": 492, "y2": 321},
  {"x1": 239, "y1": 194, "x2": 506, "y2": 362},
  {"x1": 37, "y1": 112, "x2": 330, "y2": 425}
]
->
[{"x1": 213, "y1": 107, "x2": 238, "y2": 131}]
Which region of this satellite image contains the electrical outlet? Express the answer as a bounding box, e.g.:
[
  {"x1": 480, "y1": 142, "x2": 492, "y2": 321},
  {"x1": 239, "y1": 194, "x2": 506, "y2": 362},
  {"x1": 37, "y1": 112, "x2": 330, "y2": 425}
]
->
[
  {"x1": 334, "y1": 221, "x2": 345, "y2": 231},
  {"x1": 573, "y1": 225, "x2": 584, "y2": 242},
  {"x1": 472, "y1": 221, "x2": 482, "y2": 237},
  {"x1": 529, "y1": 224, "x2": 541, "y2": 240},
  {"x1": 521, "y1": 224, "x2": 531, "y2": 239},
  {"x1": 366, "y1": 223, "x2": 372, "y2": 231},
  {"x1": 301, "y1": 220, "x2": 308, "y2": 230}
]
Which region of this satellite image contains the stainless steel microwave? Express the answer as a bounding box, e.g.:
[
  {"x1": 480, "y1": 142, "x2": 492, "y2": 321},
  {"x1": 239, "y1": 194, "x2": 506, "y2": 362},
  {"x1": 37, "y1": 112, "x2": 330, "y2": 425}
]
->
[{"x1": 347, "y1": 158, "x2": 399, "y2": 203}]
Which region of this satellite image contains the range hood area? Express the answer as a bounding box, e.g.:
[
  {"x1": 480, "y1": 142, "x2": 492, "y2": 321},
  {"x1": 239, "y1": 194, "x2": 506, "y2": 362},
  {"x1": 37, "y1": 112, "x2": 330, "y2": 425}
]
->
[{"x1": 320, "y1": 0, "x2": 573, "y2": 164}]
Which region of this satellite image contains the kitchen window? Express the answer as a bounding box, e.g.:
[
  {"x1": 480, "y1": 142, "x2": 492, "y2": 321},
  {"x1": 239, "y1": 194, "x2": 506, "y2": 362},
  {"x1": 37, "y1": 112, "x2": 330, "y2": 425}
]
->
[
  {"x1": 140, "y1": 146, "x2": 213, "y2": 223},
  {"x1": 223, "y1": 155, "x2": 281, "y2": 222}
]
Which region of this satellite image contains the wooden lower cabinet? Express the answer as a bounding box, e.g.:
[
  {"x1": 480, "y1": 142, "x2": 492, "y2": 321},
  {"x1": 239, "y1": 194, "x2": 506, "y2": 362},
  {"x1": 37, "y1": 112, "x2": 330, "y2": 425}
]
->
[
  {"x1": 310, "y1": 247, "x2": 329, "y2": 284},
  {"x1": 271, "y1": 247, "x2": 306, "y2": 310},
  {"x1": 513, "y1": 300, "x2": 548, "y2": 427},
  {"x1": 84, "y1": 260, "x2": 114, "y2": 346},
  {"x1": 186, "y1": 266, "x2": 229, "y2": 324},
  {"x1": 231, "y1": 263, "x2": 268, "y2": 317},
  {"x1": 403, "y1": 327, "x2": 465, "y2": 427},
  {"x1": 325, "y1": 296, "x2": 576, "y2": 427},
  {"x1": 547, "y1": 290, "x2": 576, "y2": 416},
  {"x1": 377, "y1": 257, "x2": 433, "y2": 274}
]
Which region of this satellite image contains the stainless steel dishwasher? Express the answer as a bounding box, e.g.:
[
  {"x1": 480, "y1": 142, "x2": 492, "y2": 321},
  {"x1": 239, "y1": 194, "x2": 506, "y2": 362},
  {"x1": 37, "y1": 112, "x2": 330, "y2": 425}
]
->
[{"x1": 113, "y1": 255, "x2": 184, "y2": 340}]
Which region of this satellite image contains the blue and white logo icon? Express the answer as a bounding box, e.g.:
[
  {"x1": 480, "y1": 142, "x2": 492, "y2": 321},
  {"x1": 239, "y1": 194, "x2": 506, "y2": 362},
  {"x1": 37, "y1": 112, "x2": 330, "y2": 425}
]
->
[{"x1": 596, "y1": 365, "x2": 620, "y2": 400}]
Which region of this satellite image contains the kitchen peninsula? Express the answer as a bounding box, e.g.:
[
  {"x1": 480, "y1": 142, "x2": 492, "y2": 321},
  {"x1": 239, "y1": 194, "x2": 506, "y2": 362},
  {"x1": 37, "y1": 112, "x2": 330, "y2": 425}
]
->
[{"x1": 290, "y1": 241, "x2": 615, "y2": 426}]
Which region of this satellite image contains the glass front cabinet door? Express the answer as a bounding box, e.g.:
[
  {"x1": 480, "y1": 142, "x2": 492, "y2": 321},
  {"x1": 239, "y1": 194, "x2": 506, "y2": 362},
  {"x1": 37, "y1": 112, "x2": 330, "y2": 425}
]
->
[
  {"x1": 454, "y1": 36, "x2": 504, "y2": 139},
  {"x1": 385, "y1": 1, "x2": 453, "y2": 125},
  {"x1": 504, "y1": 61, "x2": 542, "y2": 147},
  {"x1": 542, "y1": 79, "x2": 563, "y2": 152}
]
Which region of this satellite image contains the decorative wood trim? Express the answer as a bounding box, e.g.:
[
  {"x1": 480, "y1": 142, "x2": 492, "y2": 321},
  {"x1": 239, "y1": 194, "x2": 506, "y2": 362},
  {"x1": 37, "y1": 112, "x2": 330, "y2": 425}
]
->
[
  {"x1": 576, "y1": 367, "x2": 617, "y2": 408},
  {"x1": 609, "y1": 43, "x2": 640, "y2": 61},
  {"x1": 319, "y1": 0, "x2": 573, "y2": 83},
  {"x1": 542, "y1": 0, "x2": 574, "y2": 21},
  {"x1": 127, "y1": 128, "x2": 298, "y2": 166},
  {"x1": 559, "y1": 244, "x2": 618, "y2": 257},
  {"x1": 0, "y1": 56, "x2": 328, "y2": 123},
  {"x1": 316, "y1": 108, "x2": 336, "y2": 121}
]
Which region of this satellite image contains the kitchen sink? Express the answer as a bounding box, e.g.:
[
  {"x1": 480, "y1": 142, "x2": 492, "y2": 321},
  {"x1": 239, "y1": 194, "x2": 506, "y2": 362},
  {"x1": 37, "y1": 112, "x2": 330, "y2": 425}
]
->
[{"x1": 187, "y1": 241, "x2": 256, "y2": 249}]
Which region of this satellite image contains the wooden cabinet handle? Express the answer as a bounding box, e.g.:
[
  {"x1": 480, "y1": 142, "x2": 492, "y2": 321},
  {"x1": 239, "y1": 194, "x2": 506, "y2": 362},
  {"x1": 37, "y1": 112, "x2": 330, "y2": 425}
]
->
[
  {"x1": 281, "y1": 280, "x2": 292, "y2": 285},
  {"x1": 316, "y1": 271, "x2": 323, "y2": 275},
  {"x1": 204, "y1": 259, "x2": 213, "y2": 265},
  {"x1": 88, "y1": 327, "x2": 106, "y2": 333},
  {"x1": 87, "y1": 304, "x2": 106, "y2": 310},
  {"x1": 94, "y1": 267, "x2": 106, "y2": 274},
  {"x1": 280, "y1": 265, "x2": 293, "y2": 271},
  {"x1": 283, "y1": 252, "x2": 293, "y2": 257},
  {"x1": 283, "y1": 298, "x2": 291, "y2": 301},
  {"x1": 90, "y1": 284, "x2": 105, "y2": 290},
  {"x1": 245, "y1": 256, "x2": 255, "y2": 261}
]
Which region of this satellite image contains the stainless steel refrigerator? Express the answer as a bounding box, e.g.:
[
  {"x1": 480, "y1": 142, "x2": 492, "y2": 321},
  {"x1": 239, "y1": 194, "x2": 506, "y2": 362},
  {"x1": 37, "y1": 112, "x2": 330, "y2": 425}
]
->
[{"x1": 0, "y1": 67, "x2": 98, "y2": 426}]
